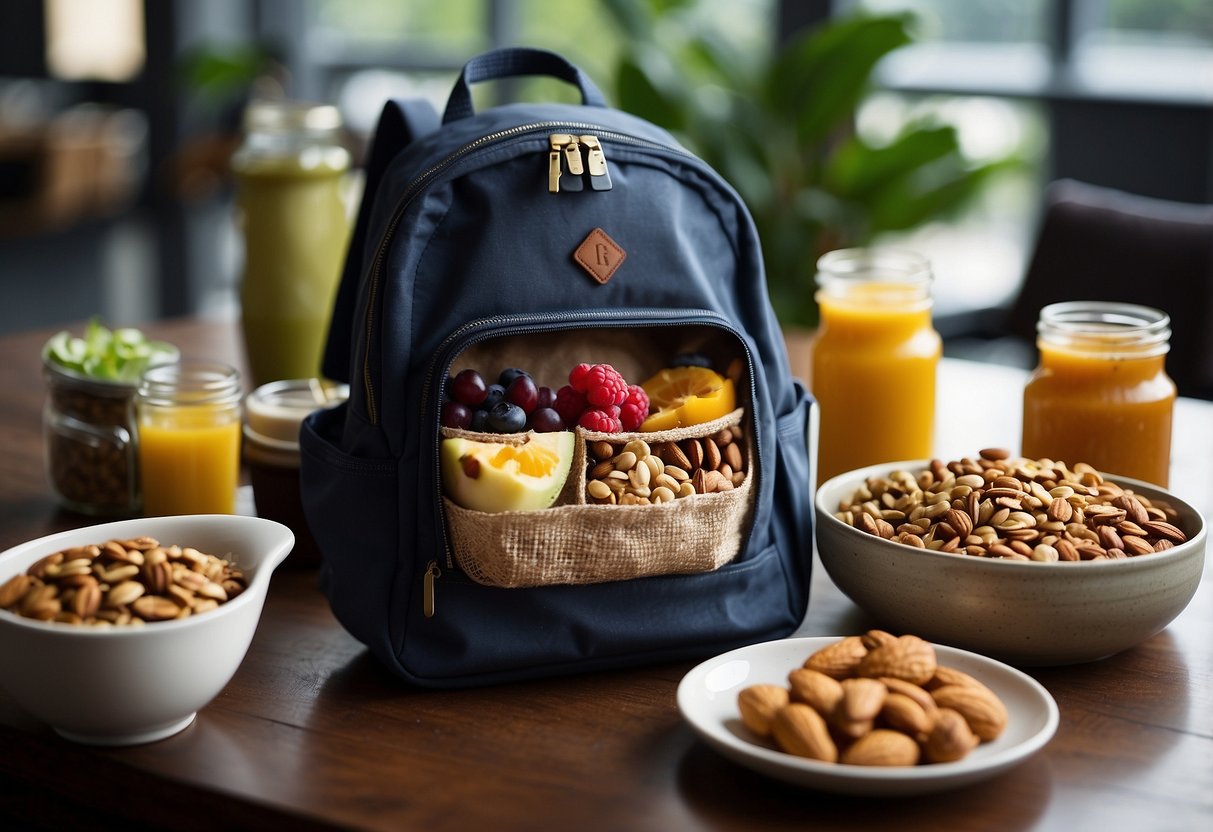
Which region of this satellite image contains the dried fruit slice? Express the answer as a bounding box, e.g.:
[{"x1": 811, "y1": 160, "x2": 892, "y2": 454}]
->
[
  {"x1": 440, "y1": 432, "x2": 574, "y2": 512},
  {"x1": 638, "y1": 366, "x2": 736, "y2": 432}
]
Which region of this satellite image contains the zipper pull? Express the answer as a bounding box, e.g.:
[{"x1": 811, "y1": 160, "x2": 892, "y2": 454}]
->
[
  {"x1": 580, "y1": 135, "x2": 612, "y2": 191},
  {"x1": 561, "y1": 134, "x2": 584, "y2": 192},
  {"x1": 548, "y1": 134, "x2": 568, "y2": 193},
  {"x1": 423, "y1": 560, "x2": 441, "y2": 618}
]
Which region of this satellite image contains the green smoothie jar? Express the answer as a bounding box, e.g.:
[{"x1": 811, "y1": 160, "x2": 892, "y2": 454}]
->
[{"x1": 232, "y1": 101, "x2": 352, "y2": 387}]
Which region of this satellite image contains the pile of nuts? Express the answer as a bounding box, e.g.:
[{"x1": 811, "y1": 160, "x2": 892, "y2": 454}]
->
[
  {"x1": 0, "y1": 536, "x2": 247, "y2": 627},
  {"x1": 584, "y1": 428, "x2": 746, "y2": 505},
  {"x1": 835, "y1": 449, "x2": 1187, "y2": 561},
  {"x1": 738, "y1": 631, "x2": 1007, "y2": 767}
]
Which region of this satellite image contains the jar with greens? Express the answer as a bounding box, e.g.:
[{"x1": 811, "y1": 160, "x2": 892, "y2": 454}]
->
[{"x1": 42, "y1": 322, "x2": 178, "y2": 515}]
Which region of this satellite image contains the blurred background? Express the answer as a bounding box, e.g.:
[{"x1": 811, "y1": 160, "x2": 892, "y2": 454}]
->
[{"x1": 0, "y1": 0, "x2": 1210, "y2": 352}]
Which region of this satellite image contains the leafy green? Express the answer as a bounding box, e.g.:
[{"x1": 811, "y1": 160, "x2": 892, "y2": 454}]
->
[{"x1": 44, "y1": 320, "x2": 179, "y2": 382}]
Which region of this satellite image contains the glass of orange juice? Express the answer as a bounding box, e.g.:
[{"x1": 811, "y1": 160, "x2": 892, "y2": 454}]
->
[
  {"x1": 1022, "y1": 301, "x2": 1175, "y2": 486},
  {"x1": 137, "y1": 362, "x2": 243, "y2": 515},
  {"x1": 810, "y1": 248, "x2": 941, "y2": 484}
]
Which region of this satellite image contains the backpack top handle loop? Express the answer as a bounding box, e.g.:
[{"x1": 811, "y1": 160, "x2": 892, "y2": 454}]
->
[{"x1": 442, "y1": 47, "x2": 608, "y2": 123}]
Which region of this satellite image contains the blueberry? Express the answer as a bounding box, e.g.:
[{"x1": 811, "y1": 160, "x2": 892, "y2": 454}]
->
[
  {"x1": 482, "y1": 383, "x2": 506, "y2": 410},
  {"x1": 671, "y1": 353, "x2": 713, "y2": 369},
  {"x1": 470, "y1": 409, "x2": 490, "y2": 432},
  {"x1": 486, "y1": 401, "x2": 527, "y2": 433}
]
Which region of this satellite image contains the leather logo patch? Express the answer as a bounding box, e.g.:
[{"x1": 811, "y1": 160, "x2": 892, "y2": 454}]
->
[{"x1": 574, "y1": 227, "x2": 626, "y2": 284}]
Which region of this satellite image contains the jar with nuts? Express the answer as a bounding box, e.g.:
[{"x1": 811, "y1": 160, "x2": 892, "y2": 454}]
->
[{"x1": 43, "y1": 360, "x2": 144, "y2": 516}]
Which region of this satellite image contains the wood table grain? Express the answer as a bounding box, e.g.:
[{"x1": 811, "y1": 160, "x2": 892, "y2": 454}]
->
[{"x1": 1, "y1": 318, "x2": 1210, "y2": 831}]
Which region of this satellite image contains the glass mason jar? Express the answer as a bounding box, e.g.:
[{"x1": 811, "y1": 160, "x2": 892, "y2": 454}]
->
[
  {"x1": 244, "y1": 378, "x2": 348, "y2": 567},
  {"x1": 43, "y1": 361, "x2": 141, "y2": 516},
  {"x1": 231, "y1": 100, "x2": 352, "y2": 387},
  {"x1": 1022, "y1": 301, "x2": 1175, "y2": 486},
  {"x1": 810, "y1": 248, "x2": 942, "y2": 484},
  {"x1": 137, "y1": 362, "x2": 243, "y2": 516}
]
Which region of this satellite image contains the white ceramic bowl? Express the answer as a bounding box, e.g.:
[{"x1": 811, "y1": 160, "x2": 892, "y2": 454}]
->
[
  {"x1": 0, "y1": 515, "x2": 293, "y2": 745},
  {"x1": 815, "y1": 461, "x2": 1206, "y2": 666}
]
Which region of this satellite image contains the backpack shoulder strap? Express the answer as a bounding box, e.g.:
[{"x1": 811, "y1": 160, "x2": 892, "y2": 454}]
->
[{"x1": 323, "y1": 97, "x2": 440, "y2": 383}]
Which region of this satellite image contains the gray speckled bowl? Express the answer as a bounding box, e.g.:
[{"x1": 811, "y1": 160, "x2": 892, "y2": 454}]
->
[{"x1": 815, "y1": 460, "x2": 1206, "y2": 666}]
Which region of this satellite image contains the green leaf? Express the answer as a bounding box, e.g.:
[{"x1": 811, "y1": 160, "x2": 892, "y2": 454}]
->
[
  {"x1": 768, "y1": 14, "x2": 913, "y2": 146},
  {"x1": 825, "y1": 125, "x2": 961, "y2": 199},
  {"x1": 866, "y1": 158, "x2": 1019, "y2": 231},
  {"x1": 614, "y1": 54, "x2": 687, "y2": 131}
]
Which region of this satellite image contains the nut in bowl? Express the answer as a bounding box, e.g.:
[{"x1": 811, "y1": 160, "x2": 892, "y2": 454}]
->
[
  {"x1": 814, "y1": 452, "x2": 1207, "y2": 665},
  {"x1": 0, "y1": 515, "x2": 293, "y2": 745}
]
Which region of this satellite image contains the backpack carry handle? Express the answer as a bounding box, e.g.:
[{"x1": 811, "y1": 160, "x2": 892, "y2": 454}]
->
[{"x1": 442, "y1": 47, "x2": 608, "y2": 123}]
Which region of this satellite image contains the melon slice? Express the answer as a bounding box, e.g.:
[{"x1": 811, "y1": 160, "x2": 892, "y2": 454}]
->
[{"x1": 440, "y1": 431, "x2": 575, "y2": 512}]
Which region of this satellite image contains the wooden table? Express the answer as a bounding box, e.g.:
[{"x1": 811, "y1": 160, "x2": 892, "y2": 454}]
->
[{"x1": 1, "y1": 318, "x2": 1210, "y2": 831}]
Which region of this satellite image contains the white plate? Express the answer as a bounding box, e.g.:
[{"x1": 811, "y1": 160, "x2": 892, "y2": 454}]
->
[{"x1": 677, "y1": 636, "x2": 1059, "y2": 796}]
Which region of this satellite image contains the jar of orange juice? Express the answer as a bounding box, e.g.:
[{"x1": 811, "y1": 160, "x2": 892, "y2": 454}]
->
[
  {"x1": 1022, "y1": 301, "x2": 1175, "y2": 486},
  {"x1": 137, "y1": 362, "x2": 243, "y2": 515},
  {"x1": 810, "y1": 248, "x2": 941, "y2": 484}
]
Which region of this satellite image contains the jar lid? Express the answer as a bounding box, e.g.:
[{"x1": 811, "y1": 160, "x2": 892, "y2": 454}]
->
[
  {"x1": 243, "y1": 100, "x2": 342, "y2": 135},
  {"x1": 245, "y1": 379, "x2": 348, "y2": 446}
]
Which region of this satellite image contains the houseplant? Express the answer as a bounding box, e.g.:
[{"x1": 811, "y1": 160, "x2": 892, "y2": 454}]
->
[{"x1": 601, "y1": 1, "x2": 1016, "y2": 329}]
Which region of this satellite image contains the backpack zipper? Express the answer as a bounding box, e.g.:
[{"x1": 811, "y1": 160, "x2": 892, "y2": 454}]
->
[
  {"x1": 421, "y1": 309, "x2": 761, "y2": 576},
  {"x1": 360, "y1": 121, "x2": 694, "y2": 424}
]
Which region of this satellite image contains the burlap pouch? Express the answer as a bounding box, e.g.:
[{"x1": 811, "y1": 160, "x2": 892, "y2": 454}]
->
[{"x1": 442, "y1": 409, "x2": 754, "y2": 587}]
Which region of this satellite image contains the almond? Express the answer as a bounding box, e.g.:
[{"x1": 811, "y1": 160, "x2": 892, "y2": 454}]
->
[
  {"x1": 925, "y1": 665, "x2": 988, "y2": 692},
  {"x1": 924, "y1": 707, "x2": 979, "y2": 763},
  {"x1": 737, "y1": 684, "x2": 790, "y2": 737},
  {"x1": 856, "y1": 634, "x2": 937, "y2": 685},
  {"x1": 880, "y1": 677, "x2": 938, "y2": 715},
  {"x1": 880, "y1": 692, "x2": 934, "y2": 737},
  {"x1": 803, "y1": 635, "x2": 868, "y2": 680},
  {"x1": 930, "y1": 684, "x2": 1008, "y2": 741},
  {"x1": 787, "y1": 668, "x2": 843, "y2": 715},
  {"x1": 771, "y1": 703, "x2": 838, "y2": 763},
  {"x1": 840, "y1": 729, "x2": 921, "y2": 767},
  {"x1": 839, "y1": 677, "x2": 887, "y2": 723},
  {"x1": 834, "y1": 677, "x2": 886, "y2": 739},
  {"x1": 860, "y1": 629, "x2": 898, "y2": 650}
]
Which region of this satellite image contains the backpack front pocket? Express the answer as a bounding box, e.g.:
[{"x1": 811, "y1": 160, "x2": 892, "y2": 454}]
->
[{"x1": 427, "y1": 311, "x2": 763, "y2": 588}]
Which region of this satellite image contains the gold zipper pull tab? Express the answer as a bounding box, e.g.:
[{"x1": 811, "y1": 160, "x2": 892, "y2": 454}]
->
[
  {"x1": 561, "y1": 134, "x2": 584, "y2": 192},
  {"x1": 423, "y1": 560, "x2": 441, "y2": 618},
  {"x1": 548, "y1": 134, "x2": 568, "y2": 193},
  {"x1": 564, "y1": 136, "x2": 584, "y2": 175},
  {"x1": 580, "y1": 135, "x2": 612, "y2": 191}
]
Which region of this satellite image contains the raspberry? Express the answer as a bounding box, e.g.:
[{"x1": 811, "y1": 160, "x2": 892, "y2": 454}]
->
[
  {"x1": 617, "y1": 385, "x2": 649, "y2": 432},
  {"x1": 619, "y1": 403, "x2": 646, "y2": 432},
  {"x1": 568, "y1": 363, "x2": 593, "y2": 390},
  {"x1": 571, "y1": 363, "x2": 628, "y2": 408},
  {"x1": 578, "y1": 408, "x2": 622, "y2": 433},
  {"x1": 553, "y1": 385, "x2": 587, "y2": 426}
]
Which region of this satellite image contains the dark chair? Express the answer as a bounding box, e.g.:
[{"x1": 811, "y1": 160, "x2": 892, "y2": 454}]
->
[{"x1": 943, "y1": 179, "x2": 1213, "y2": 399}]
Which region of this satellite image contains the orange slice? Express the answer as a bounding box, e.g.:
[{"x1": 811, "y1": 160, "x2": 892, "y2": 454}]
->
[{"x1": 639, "y1": 366, "x2": 736, "y2": 432}]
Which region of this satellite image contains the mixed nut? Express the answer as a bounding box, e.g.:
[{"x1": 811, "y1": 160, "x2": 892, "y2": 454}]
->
[
  {"x1": 835, "y1": 449, "x2": 1187, "y2": 561},
  {"x1": 584, "y1": 427, "x2": 747, "y2": 506},
  {"x1": 738, "y1": 631, "x2": 1008, "y2": 766},
  {"x1": 0, "y1": 536, "x2": 247, "y2": 627}
]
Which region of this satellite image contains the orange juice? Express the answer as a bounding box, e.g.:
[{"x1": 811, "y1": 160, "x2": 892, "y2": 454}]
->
[
  {"x1": 137, "y1": 363, "x2": 243, "y2": 516},
  {"x1": 140, "y1": 410, "x2": 241, "y2": 515},
  {"x1": 810, "y1": 250, "x2": 941, "y2": 484},
  {"x1": 1022, "y1": 302, "x2": 1174, "y2": 486}
]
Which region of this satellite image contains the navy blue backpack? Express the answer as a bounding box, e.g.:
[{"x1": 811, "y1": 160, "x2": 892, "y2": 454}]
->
[{"x1": 300, "y1": 48, "x2": 814, "y2": 687}]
